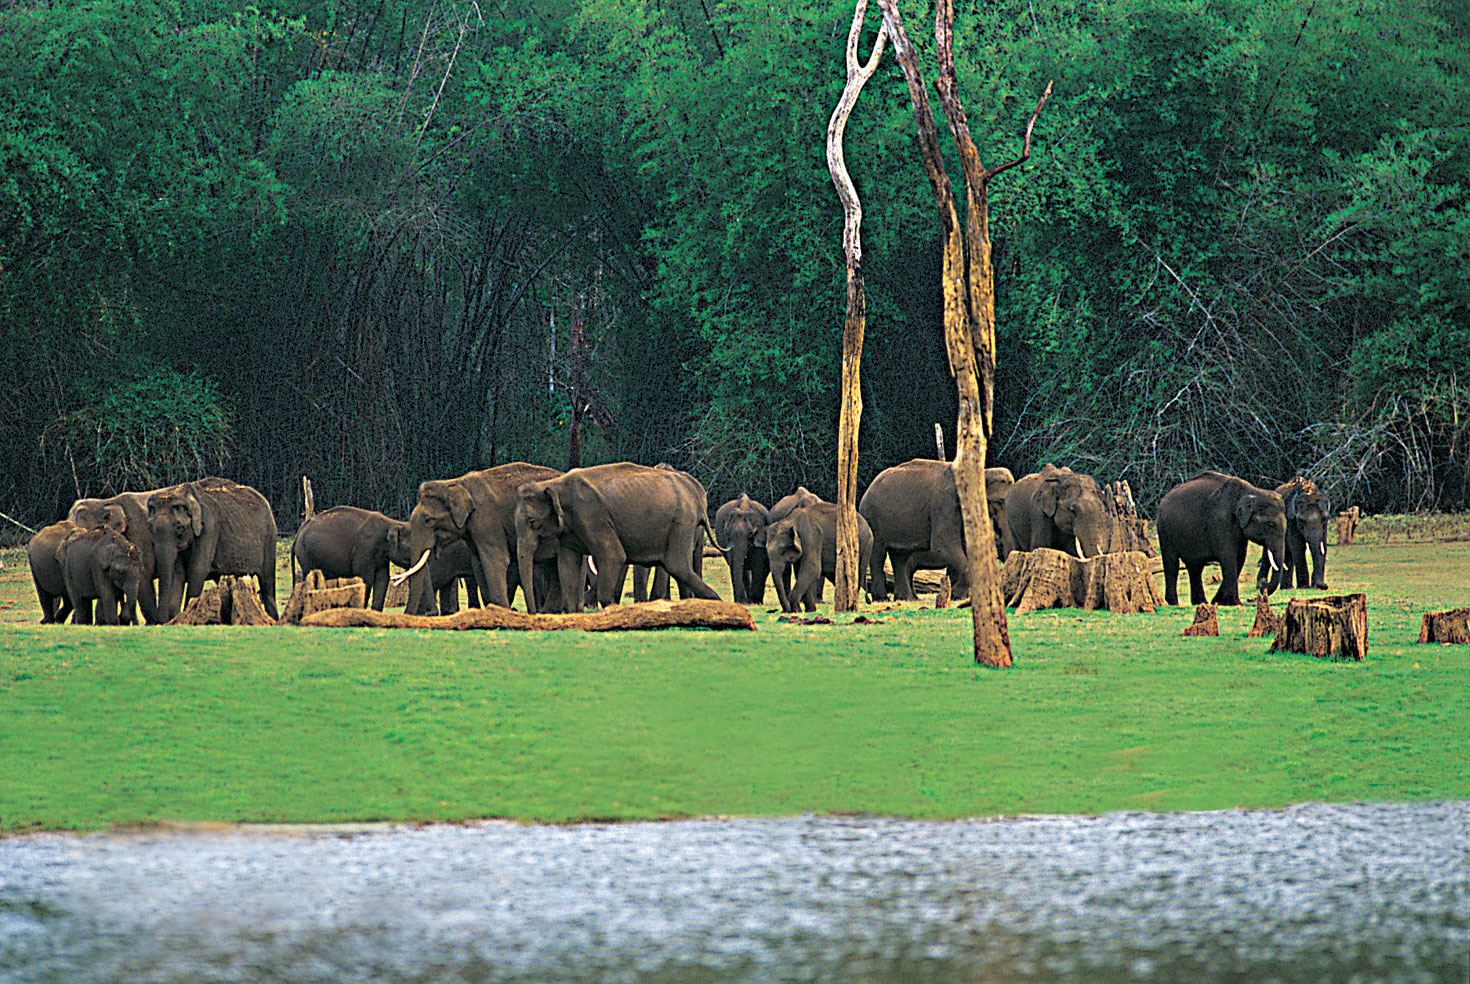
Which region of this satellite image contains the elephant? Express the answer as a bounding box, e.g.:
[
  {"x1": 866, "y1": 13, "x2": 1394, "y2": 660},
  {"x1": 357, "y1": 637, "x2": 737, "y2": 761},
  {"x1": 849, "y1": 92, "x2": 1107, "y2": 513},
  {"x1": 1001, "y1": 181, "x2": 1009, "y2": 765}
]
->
[
  {"x1": 1256, "y1": 478, "x2": 1330, "y2": 591},
  {"x1": 766, "y1": 486, "x2": 825, "y2": 604},
  {"x1": 1156, "y1": 470, "x2": 1287, "y2": 606},
  {"x1": 714, "y1": 493, "x2": 771, "y2": 605},
  {"x1": 630, "y1": 464, "x2": 708, "y2": 603},
  {"x1": 860, "y1": 460, "x2": 1015, "y2": 602},
  {"x1": 418, "y1": 538, "x2": 485, "y2": 615},
  {"x1": 763, "y1": 501, "x2": 872, "y2": 613},
  {"x1": 27, "y1": 520, "x2": 80, "y2": 623},
  {"x1": 147, "y1": 478, "x2": 279, "y2": 622},
  {"x1": 399, "y1": 462, "x2": 563, "y2": 615},
  {"x1": 57, "y1": 526, "x2": 144, "y2": 625},
  {"x1": 69, "y1": 489, "x2": 163, "y2": 623},
  {"x1": 514, "y1": 462, "x2": 720, "y2": 614},
  {"x1": 1004, "y1": 464, "x2": 1109, "y2": 559}
]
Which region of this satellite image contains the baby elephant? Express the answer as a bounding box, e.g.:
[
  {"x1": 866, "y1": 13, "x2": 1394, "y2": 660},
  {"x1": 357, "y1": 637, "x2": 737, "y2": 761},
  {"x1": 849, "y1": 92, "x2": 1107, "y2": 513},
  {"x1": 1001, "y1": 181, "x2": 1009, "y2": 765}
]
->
[
  {"x1": 762, "y1": 502, "x2": 872, "y2": 613},
  {"x1": 58, "y1": 527, "x2": 144, "y2": 625}
]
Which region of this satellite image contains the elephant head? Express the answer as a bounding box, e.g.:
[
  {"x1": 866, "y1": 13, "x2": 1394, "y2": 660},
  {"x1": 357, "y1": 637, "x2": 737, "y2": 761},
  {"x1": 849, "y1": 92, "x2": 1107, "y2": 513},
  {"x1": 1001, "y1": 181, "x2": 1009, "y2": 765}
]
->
[
  {"x1": 716, "y1": 493, "x2": 769, "y2": 603},
  {"x1": 385, "y1": 519, "x2": 414, "y2": 570},
  {"x1": 400, "y1": 481, "x2": 475, "y2": 615},
  {"x1": 99, "y1": 533, "x2": 144, "y2": 624},
  {"x1": 1238, "y1": 489, "x2": 1288, "y2": 594},
  {"x1": 1036, "y1": 465, "x2": 1108, "y2": 558},
  {"x1": 69, "y1": 498, "x2": 129, "y2": 534},
  {"x1": 514, "y1": 479, "x2": 567, "y2": 615},
  {"x1": 985, "y1": 467, "x2": 1015, "y2": 559},
  {"x1": 1286, "y1": 479, "x2": 1330, "y2": 588},
  {"x1": 147, "y1": 485, "x2": 204, "y2": 616}
]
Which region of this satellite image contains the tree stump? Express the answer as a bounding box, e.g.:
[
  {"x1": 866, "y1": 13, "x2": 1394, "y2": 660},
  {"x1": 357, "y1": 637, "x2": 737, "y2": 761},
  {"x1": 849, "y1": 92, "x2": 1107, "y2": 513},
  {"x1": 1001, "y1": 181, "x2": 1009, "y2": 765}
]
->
[
  {"x1": 170, "y1": 576, "x2": 278, "y2": 626},
  {"x1": 1335, "y1": 506, "x2": 1360, "y2": 545},
  {"x1": 299, "y1": 598, "x2": 756, "y2": 631},
  {"x1": 1101, "y1": 480, "x2": 1158, "y2": 557},
  {"x1": 384, "y1": 580, "x2": 410, "y2": 609},
  {"x1": 1246, "y1": 593, "x2": 1283, "y2": 638},
  {"x1": 1270, "y1": 593, "x2": 1368, "y2": 661},
  {"x1": 935, "y1": 575, "x2": 951, "y2": 609},
  {"x1": 280, "y1": 570, "x2": 368, "y2": 625},
  {"x1": 1001, "y1": 548, "x2": 1163, "y2": 615},
  {"x1": 1417, "y1": 607, "x2": 1470, "y2": 644},
  {"x1": 1182, "y1": 604, "x2": 1219, "y2": 636}
]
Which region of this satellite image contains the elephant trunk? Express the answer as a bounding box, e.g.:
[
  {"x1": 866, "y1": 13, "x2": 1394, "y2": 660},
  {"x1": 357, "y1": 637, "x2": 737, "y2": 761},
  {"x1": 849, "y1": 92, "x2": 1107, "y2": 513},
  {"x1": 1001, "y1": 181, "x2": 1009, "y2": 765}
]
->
[
  {"x1": 517, "y1": 526, "x2": 540, "y2": 615},
  {"x1": 1262, "y1": 529, "x2": 1287, "y2": 595},
  {"x1": 727, "y1": 533, "x2": 749, "y2": 603},
  {"x1": 1309, "y1": 535, "x2": 1328, "y2": 588},
  {"x1": 767, "y1": 542, "x2": 792, "y2": 612},
  {"x1": 151, "y1": 531, "x2": 179, "y2": 622},
  {"x1": 403, "y1": 515, "x2": 438, "y2": 616},
  {"x1": 1073, "y1": 507, "x2": 1107, "y2": 559}
]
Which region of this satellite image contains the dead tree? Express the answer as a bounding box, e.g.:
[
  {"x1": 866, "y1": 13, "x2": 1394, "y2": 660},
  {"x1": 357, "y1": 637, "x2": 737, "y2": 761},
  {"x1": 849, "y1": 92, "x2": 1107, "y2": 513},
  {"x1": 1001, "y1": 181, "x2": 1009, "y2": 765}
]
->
[
  {"x1": 1270, "y1": 593, "x2": 1369, "y2": 661},
  {"x1": 826, "y1": 0, "x2": 887, "y2": 612},
  {"x1": 876, "y1": 0, "x2": 1050, "y2": 666}
]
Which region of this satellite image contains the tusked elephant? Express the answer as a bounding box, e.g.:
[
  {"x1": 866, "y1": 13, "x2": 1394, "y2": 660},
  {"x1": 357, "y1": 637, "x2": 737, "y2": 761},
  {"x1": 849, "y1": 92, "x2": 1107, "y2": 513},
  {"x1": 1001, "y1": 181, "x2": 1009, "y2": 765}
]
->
[
  {"x1": 1004, "y1": 464, "x2": 1109, "y2": 559},
  {"x1": 764, "y1": 501, "x2": 872, "y2": 613},
  {"x1": 1157, "y1": 470, "x2": 1287, "y2": 606},
  {"x1": 1256, "y1": 477, "x2": 1330, "y2": 591},
  {"x1": 399, "y1": 462, "x2": 563, "y2": 615},
  {"x1": 27, "y1": 520, "x2": 80, "y2": 624},
  {"x1": 514, "y1": 462, "x2": 720, "y2": 614},
  {"x1": 714, "y1": 493, "x2": 771, "y2": 605},
  {"x1": 860, "y1": 459, "x2": 1015, "y2": 602},
  {"x1": 57, "y1": 526, "x2": 144, "y2": 625},
  {"x1": 148, "y1": 478, "x2": 279, "y2": 622}
]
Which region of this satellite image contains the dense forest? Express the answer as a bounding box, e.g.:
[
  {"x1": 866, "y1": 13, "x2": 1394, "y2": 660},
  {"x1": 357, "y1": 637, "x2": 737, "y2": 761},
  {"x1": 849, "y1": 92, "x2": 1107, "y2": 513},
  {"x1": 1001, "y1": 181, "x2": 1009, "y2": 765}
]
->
[{"x1": 2, "y1": 0, "x2": 1466, "y2": 535}]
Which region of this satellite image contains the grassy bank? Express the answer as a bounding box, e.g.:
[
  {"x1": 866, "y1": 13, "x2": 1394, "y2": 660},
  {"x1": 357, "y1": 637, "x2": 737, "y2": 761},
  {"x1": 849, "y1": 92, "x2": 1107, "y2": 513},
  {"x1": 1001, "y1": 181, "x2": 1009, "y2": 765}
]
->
[{"x1": 1, "y1": 537, "x2": 1466, "y2": 832}]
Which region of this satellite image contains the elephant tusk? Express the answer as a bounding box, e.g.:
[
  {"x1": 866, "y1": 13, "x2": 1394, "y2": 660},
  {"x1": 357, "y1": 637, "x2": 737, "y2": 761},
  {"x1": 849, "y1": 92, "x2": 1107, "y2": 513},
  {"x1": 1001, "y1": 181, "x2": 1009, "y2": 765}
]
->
[
  {"x1": 391, "y1": 549, "x2": 432, "y2": 586},
  {"x1": 1074, "y1": 536, "x2": 1084, "y2": 557},
  {"x1": 1266, "y1": 549, "x2": 1280, "y2": 572},
  {"x1": 720, "y1": 541, "x2": 735, "y2": 553},
  {"x1": 586, "y1": 556, "x2": 598, "y2": 577}
]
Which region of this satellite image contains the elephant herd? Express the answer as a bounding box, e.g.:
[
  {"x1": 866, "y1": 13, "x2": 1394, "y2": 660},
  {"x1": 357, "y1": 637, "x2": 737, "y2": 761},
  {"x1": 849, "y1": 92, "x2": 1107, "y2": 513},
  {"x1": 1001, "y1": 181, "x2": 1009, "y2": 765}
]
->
[{"x1": 24, "y1": 458, "x2": 1335, "y2": 625}]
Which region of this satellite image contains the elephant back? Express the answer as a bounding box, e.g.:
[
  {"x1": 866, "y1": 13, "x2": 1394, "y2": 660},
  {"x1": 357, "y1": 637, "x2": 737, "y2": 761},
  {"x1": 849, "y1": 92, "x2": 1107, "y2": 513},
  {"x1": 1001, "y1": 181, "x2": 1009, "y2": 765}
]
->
[{"x1": 181, "y1": 479, "x2": 278, "y2": 575}]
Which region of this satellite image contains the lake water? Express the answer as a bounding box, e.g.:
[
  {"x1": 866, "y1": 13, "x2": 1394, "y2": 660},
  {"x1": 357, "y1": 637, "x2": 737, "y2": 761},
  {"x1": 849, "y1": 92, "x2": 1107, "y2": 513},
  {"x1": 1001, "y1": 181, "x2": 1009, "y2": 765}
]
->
[{"x1": 2, "y1": 801, "x2": 1465, "y2": 983}]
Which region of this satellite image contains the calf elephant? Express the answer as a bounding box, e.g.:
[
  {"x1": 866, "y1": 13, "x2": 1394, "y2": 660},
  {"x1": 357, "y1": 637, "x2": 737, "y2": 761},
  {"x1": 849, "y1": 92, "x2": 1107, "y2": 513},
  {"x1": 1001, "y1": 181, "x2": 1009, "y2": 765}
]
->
[
  {"x1": 1256, "y1": 478, "x2": 1330, "y2": 591},
  {"x1": 514, "y1": 462, "x2": 720, "y2": 614},
  {"x1": 27, "y1": 520, "x2": 80, "y2": 623},
  {"x1": 1004, "y1": 464, "x2": 1109, "y2": 558},
  {"x1": 58, "y1": 526, "x2": 144, "y2": 625},
  {"x1": 69, "y1": 489, "x2": 164, "y2": 623},
  {"x1": 1157, "y1": 471, "x2": 1287, "y2": 606},
  {"x1": 714, "y1": 493, "x2": 771, "y2": 604},
  {"x1": 764, "y1": 501, "x2": 872, "y2": 613},
  {"x1": 148, "y1": 478, "x2": 279, "y2": 622},
  {"x1": 400, "y1": 462, "x2": 563, "y2": 614},
  {"x1": 766, "y1": 486, "x2": 825, "y2": 603}
]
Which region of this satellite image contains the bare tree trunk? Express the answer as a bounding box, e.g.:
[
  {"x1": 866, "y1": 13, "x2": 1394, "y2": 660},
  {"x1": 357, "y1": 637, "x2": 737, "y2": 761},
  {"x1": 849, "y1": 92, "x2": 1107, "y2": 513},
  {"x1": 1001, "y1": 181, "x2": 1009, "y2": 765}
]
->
[
  {"x1": 877, "y1": 0, "x2": 1050, "y2": 667},
  {"x1": 568, "y1": 297, "x2": 584, "y2": 470},
  {"x1": 826, "y1": 1, "x2": 887, "y2": 613}
]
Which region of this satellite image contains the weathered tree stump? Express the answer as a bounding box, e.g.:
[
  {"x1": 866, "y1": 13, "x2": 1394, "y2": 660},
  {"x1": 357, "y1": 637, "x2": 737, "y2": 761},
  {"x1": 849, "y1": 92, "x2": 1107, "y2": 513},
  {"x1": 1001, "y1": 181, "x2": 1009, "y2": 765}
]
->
[
  {"x1": 1182, "y1": 603, "x2": 1219, "y2": 636},
  {"x1": 1101, "y1": 480, "x2": 1158, "y2": 557},
  {"x1": 170, "y1": 576, "x2": 278, "y2": 626},
  {"x1": 1270, "y1": 593, "x2": 1368, "y2": 661},
  {"x1": 384, "y1": 580, "x2": 410, "y2": 609},
  {"x1": 299, "y1": 598, "x2": 756, "y2": 631},
  {"x1": 935, "y1": 575, "x2": 951, "y2": 609},
  {"x1": 280, "y1": 570, "x2": 367, "y2": 626},
  {"x1": 1246, "y1": 593, "x2": 1283, "y2": 638},
  {"x1": 1001, "y1": 548, "x2": 1163, "y2": 615},
  {"x1": 1335, "y1": 506, "x2": 1360, "y2": 545},
  {"x1": 1417, "y1": 607, "x2": 1470, "y2": 644}
]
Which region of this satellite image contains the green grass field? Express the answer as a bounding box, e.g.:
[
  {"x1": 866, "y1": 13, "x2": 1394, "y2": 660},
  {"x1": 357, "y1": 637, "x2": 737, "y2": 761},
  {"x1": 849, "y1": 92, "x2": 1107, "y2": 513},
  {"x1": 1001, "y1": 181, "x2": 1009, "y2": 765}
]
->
[{"x1": 1, "y1": 531, "x2": 1466, "y2": 833}]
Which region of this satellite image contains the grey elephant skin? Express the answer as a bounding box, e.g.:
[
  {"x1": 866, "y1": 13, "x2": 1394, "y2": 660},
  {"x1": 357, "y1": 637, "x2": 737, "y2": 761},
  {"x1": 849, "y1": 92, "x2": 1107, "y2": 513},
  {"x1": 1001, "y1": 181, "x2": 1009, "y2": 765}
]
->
[
  {"x1": 766, "y1": 486, "x2": 824, "y2": 604},
  {"x1": 69, "y1": 489, "x2": 164, "y2": 623},
  {"x1": 27, "y1": 520, "x2": 80, "y2": 623},
  {"x1": 714, "y1": 493, "x2": 770, "y2": 605},
  {"x1": 1258, "y1": 478, "x2": 1329, "y2": 591},
  {"x1": 404, "y1": 462, "x2": 563, "y2": 615},
  {"x1": 631, "y1": 464, "x2": 708, "y2": 603},
  {"x1": 860, "y1": 459, "x2": 1013, "y2": 602},
  {"x1": 764, "y1": 501, "x2": 872, "y2": 613},
  {"x1": 1005, "y1": 465, "x2": 1109, "y2": 558},
  {"x1": 57, "y1": 526, "x2": 144, "y2": 625},
  {"x1": 1157, "y1": 471, "x2": 1287, "y2": 606},
  {"x1": 514, "y1": 462, "x2": 720, "y2": 614},
  {"x1": 148, "y1": 479, "x2": 279, "y2": 622}
]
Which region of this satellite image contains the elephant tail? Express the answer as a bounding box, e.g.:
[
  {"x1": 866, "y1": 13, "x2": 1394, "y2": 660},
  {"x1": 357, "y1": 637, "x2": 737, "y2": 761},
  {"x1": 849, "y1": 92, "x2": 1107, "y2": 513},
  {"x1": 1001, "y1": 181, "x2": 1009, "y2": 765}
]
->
[{"x1": 699, "y1": 515, "x2": 719, "y2": 548}]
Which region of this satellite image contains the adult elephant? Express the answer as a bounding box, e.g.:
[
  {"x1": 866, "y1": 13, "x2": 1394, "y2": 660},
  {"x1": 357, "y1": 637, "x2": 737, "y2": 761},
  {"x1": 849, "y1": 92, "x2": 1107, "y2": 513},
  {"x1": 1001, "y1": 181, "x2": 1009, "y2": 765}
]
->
[
  {"x1": 1256, "y1": 477, "x2": 1330, "y2": 591},
  {"x1": 514, "y1": 462, "x2": 720, "y2": 614},
  {"x1": 714, "y1": 493, "x2": 770, "y2": 605},
  {"x1": 631, "y1": 464, "x2": 708, "y2": 603},
  {"x1": 148, "y1": 478, "x2": 279, "y2": 622},
  {"x1": 1157, "y1": 471, "x2": 1287, "y2": 607},
  {"x1": 58, "y1": 527, "x2": 144, "y2": 625},
  {"x1": 69, "y1": 489, "x2": 162, "y2": 623},
  {"x1": 27, "y1": 520, "x2": 79, "y2": 623},
  {"x1": 764, "y1": 501, "x2": 872, "y2": 613},
  {"x1": 860, "y1": 459, "x2": 1016, "y2": 602},
  {"x1": 398, "y1": 462, "x2": 563, "y2": 614},
  {"x1": 1004, "y1": 464, "x2": 1109, "y2": 558}
]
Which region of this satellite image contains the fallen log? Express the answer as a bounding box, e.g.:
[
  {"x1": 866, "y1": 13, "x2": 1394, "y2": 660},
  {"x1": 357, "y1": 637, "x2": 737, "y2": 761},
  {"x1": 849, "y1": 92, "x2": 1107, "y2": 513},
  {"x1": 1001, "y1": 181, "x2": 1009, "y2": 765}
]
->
[
  {"x1": 1001, "y1": 548, "x2": 1163, "y2": 615},
  {"x1": 299, "y1": 598, "x2": 756, "y2": 631},
  {"x1": 1270, "y1": 593, "x2": 1368, "y2": 661},
  {"x1": 170, "y1": 575, "x2": 278, "y2": 626},
  {"x1": 1417, "y1": 607, "x2": 1470, "y2": 644},
  {"x1": 1182, "y1": 603, "x2": 1219, "y2": 637}
]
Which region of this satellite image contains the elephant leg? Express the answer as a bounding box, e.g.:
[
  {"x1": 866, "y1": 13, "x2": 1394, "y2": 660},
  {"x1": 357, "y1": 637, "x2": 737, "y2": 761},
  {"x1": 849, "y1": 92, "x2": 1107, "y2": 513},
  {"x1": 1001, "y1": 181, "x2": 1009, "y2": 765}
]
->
[
  {"x1": 792, "y1": 557, "x2": 821, "y2": 613},
  {"x1": 36, "y1": 585, "x2": 58, "y2": 624},
  {"x1": 1162, "y1": 547, "x2": 1181, "y2": 606},
  {"x1": 1186, "y1": 562, "x2": 1206, "y2": 606},
  {"x1": 893, "y1": 551, "x2": 920, "y2": 601},
  {"x1": 438, "y1": 580, "x2": 459, "y2": 615},
  {"x1": 72, "y1": 597, "x2": 94, "y2": 625},
  {"x1": 465, "y1": 569, "x2": 482, "y2": 608},
  {"x1": 137, "y1": 564, "x2": 160, "y2": 625},
  {"x1": 664, "y1": 548, "x2": 720, "y2": 602},
  {"x1": 867, "y1": 538, "x2": 889, "y2": 602},
  {"x1": 557, "y1": 548, "x2": 588, "y2": 613},
  {"x1": 631, "y1": 565, "x2": 649, "y2": 603},
  {"x1": 473, "y1": 541, "x2": 511, "y2": 609},
  {"x1": 369, "y1": 564, "x2": 389, "y2": 611},
  {"x1": 1213, "y1": 549, "x2": 1243, "y2": 606},
  {"x1": 594, "y1": 547, "x2": 629, "y2": 609},
  {"x1": 657, "y1": 564, "x2": 674, "y2": 600},
  {"x1": 95, "y1": 579, "x2": 119, "y2": 625},
  {"x1": 727, "y1": 550, "x2": 748, "y2": 605},
  {"x1": 748, "y1": 550, "x2": 769, "y2": 605}
]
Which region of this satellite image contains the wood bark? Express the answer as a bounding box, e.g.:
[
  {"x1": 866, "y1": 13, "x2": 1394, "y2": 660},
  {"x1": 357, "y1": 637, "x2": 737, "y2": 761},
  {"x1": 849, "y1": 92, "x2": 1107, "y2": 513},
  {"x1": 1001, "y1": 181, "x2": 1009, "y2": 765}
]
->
[
  {"x1": 1270, "y1": 593, "x2": 1369, "y2": 660},
  {"x1": 1246, "y1": 593, "x2": 1283, "y2": 638},
  {"x1": 1335, "y1": 506, "x2": 1361, "y2": 545},
  {"x1": 1418, "y1": 607, "x2": 1470, "y2": 644},
  {"x1": 827, "y1": 0, "x2": 886, "y2": 613},
  {"x1": 1102, "y1": 480, "x2": 1156, "y2": 556},
  {"x1": 171, "y1": 576, "x2": 279, "y2": 626},
  {"x1": 1001, "y1": 548, "x2": 1163, "y2": 615},
  {"x1": 1183, "y1": 604, "x2": 1220, "y2": 637},
  {"x1": 280, "y1": 570, "x2": 369, "y2": 625},
  {"x1": 876, "y1": 0, "x2": 1049, "y2": 666},
  {"x1": 300, "y1": 598, "x2": 756, "y2": 631}
]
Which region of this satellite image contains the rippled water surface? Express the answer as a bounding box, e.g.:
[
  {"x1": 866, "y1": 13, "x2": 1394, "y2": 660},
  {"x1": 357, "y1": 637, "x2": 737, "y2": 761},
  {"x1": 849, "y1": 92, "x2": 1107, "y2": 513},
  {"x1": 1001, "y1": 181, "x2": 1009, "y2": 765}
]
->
[{"x1": 2, "y1": 801, "x2": 1466, "y2": 983}]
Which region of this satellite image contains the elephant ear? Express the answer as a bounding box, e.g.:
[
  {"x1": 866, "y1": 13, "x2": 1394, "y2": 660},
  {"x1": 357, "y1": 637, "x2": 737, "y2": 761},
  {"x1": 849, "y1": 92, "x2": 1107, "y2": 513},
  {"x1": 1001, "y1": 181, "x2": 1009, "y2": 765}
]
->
[
  {"x1": 102, "y1": 503, "x2": 128, "y2": 533},
  {"x1": 445, "y1": 485, "x2": 474, "y2": 529},
  {"x1": 1234, "y1": 496, "x2": 1256, "y2": 529},
  {"x1": 792, "y1": 521, "x2": 807, "y2": 559},
  {"x1": 545, "y1": 484, "x2": 566, "y2": 530},
  {"x1": 1038, "y1": 474, "x2": 1062, "y2": 517},
  {"x1": 186, "y1": 492, "x2": 204, "y2": 538}
]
